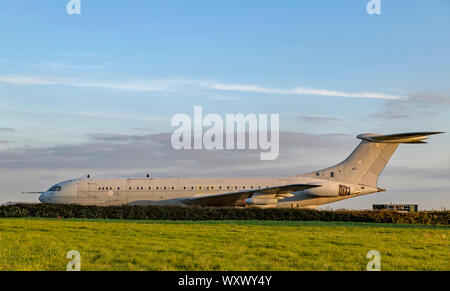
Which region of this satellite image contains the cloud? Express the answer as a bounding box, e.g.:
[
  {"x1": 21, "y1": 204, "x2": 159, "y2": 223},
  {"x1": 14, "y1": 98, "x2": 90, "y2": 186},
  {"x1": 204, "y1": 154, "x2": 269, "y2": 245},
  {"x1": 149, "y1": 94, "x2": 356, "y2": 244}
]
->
[
  {"x1": 378, "y1": 112, "x2": 410, "y2": 120},
  {"x1": 369, "y1": 92, "x2": 450, "y2": 120},
  {"x1": 194, "y1": 81, "x2": 406, "y2": 100},
  {"x1": 131, "y1": 127, "x2": 157, "y2": 132},
  {"x1": 74, "y1": 111, "x2": 163, "y2": 122},
  {"x1": 38, "y1": 62, "x2": 106, "y2": 71},
  {"x1": 39, "y1": 175, "x2": 60, "y2": 180},
  {"x1": 210, "y1": 95, "x2": 241, "y2": 101},
  {"x1": 0, "y1": 76, "x2": 58, "y2": 86},
  {"x1": 0, "y1": 105, "x2": 165, "y2": 123},
  {"x1": 383, "y1": 166, "x2": 450, "y2": 181},
  {"x1": 0, "y1": 127, "x2": 15, "y2": 132},
  {"x1": 0, "y1": 132, "x2": 352, "y2": 177},
  {"x1": 0, "y1": 74, "x2": 406, "y2": 100},
  {"x1": 0, "y1": 75, "x2": 166, "y2": 92},
  {"x1": 407, "y1": 93, "x2": 450, "y2": 106},
  {"x1": 297, "y1": 115, "x2": 342, "y2": 125}
]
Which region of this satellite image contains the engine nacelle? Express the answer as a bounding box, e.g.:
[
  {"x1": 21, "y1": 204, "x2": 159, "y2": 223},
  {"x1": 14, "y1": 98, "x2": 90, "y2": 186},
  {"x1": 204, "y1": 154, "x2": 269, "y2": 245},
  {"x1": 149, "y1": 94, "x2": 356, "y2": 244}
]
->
[
  {"x1": 245, "y1": 198, "x2": 278, "y2": 205},
  {"x1": 303, "y1": 182, "x2": 340, "y2": 197}
]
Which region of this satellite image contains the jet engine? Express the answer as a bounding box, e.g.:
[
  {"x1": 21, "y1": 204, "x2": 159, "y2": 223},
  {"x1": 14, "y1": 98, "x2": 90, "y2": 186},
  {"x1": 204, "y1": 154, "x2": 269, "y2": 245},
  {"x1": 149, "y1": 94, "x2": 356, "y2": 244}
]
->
[
  {"x1": 303, "y1": 182, "x2": 340, "y2": 197},
  {"x1": 244, "y1": 198, "x2": 279, "y2": 206}
]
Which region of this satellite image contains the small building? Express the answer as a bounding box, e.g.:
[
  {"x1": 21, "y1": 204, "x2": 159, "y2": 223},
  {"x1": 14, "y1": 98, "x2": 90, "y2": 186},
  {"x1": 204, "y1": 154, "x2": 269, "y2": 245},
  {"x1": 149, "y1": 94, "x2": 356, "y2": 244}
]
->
[{"x1": 373, "y1": 204, "x2": 419, "y2": 212}]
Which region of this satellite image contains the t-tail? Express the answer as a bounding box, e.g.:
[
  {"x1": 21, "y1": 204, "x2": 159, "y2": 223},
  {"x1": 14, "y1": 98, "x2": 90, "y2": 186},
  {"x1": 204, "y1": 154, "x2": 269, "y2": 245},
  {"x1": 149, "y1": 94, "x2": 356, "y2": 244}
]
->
[{"x1": 301, "y1": 132, "x2": 444, "y2": 188}]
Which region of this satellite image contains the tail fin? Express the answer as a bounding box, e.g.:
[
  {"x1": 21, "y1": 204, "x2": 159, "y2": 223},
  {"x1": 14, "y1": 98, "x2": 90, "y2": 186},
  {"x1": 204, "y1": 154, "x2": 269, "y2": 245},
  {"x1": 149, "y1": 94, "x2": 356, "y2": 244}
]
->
[{"x1": 302, "y1": 132, "x2": 443, "y2": 187}]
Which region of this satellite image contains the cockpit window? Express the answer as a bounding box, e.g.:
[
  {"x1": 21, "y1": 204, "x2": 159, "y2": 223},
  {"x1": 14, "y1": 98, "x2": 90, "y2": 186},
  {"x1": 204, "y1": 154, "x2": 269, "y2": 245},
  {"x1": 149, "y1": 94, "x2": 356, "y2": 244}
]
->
[{"x1": 48, "y1": 185, "x2": 62, "y2": 192}]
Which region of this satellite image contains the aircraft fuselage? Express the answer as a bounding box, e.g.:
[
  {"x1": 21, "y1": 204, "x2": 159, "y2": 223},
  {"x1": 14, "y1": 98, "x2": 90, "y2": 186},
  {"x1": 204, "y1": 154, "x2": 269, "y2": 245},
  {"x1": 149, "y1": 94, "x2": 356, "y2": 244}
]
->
[{"x1": 39, "y1": 176, "x2": 378, "y2": 208}]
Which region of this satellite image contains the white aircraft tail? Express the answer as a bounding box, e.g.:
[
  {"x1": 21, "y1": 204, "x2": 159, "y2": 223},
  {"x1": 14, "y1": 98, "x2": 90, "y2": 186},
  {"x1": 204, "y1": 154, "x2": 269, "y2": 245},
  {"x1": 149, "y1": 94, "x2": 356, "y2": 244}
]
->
[{"x1": 302, "y1": 132, "x2": 443, "y2": 187}]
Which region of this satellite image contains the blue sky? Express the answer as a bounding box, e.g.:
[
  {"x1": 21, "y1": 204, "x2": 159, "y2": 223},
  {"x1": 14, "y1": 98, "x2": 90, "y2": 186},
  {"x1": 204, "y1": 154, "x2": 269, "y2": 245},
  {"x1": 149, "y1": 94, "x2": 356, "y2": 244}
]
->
[{"x1": 0, "y1": 0, "x2": 449, "y2": 209}]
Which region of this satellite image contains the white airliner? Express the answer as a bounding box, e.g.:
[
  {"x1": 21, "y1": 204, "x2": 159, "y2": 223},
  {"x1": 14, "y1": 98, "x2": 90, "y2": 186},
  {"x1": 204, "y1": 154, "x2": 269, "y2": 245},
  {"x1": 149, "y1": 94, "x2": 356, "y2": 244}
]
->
[{"x1": 34, "y1": 132, "x2": 442, "y2": 209}]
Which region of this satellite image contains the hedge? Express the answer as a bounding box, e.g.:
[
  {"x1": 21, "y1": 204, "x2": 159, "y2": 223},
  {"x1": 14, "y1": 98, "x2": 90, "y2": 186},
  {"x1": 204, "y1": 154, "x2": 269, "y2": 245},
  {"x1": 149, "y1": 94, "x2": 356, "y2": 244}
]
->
[{"x1": 0, "y1": 204, "x2": 448, "y2": 225}]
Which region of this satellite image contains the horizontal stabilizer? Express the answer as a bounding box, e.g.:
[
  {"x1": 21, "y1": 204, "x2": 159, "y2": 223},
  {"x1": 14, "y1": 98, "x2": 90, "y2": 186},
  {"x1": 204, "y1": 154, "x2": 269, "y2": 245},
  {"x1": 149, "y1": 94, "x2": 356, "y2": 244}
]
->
[{"x1": 357, "y1": 132, "x2": 444, "y2": 144}]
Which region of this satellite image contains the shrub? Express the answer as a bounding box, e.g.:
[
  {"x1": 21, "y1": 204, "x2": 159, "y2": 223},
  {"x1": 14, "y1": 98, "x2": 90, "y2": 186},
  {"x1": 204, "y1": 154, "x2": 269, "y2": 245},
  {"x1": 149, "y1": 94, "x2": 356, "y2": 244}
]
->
[{"x1": 0, "y1": 204, "x2": 448, "y2": 225}]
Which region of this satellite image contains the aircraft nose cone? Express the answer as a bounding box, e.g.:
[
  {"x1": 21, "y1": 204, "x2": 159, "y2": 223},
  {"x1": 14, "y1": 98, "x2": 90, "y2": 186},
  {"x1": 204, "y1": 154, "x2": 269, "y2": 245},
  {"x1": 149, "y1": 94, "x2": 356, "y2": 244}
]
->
[{"x1": 39, "y1": 192, "x2": 49, "y2": 203}]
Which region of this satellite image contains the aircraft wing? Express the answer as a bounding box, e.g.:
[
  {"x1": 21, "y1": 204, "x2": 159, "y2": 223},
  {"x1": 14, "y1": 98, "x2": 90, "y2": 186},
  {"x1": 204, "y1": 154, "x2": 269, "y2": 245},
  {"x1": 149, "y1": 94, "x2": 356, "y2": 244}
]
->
[{"x1": 182, "y1": 184, "x2": 320, "y2": 207}]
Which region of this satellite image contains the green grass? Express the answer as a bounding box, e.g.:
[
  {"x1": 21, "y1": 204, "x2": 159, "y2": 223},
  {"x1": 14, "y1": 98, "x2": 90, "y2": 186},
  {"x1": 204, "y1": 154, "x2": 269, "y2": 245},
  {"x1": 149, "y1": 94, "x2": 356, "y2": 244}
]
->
[{"x1": 0, "y1": 218, "x2": 448, "y2": 271}]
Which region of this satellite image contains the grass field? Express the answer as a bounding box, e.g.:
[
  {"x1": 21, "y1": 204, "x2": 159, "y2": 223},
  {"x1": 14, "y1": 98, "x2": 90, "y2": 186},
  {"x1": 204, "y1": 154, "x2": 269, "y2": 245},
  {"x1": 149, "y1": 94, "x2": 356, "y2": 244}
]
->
[{"x1": 0, "y1": 218, "x2": 448, "y2": 271}]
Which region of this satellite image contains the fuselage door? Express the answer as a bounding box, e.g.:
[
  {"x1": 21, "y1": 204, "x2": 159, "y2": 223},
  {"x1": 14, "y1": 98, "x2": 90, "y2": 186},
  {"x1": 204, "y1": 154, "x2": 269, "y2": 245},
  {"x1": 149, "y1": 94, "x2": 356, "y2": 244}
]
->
[{"x1": 88, "y1": 183, "x2": 98, "y2": 193}]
